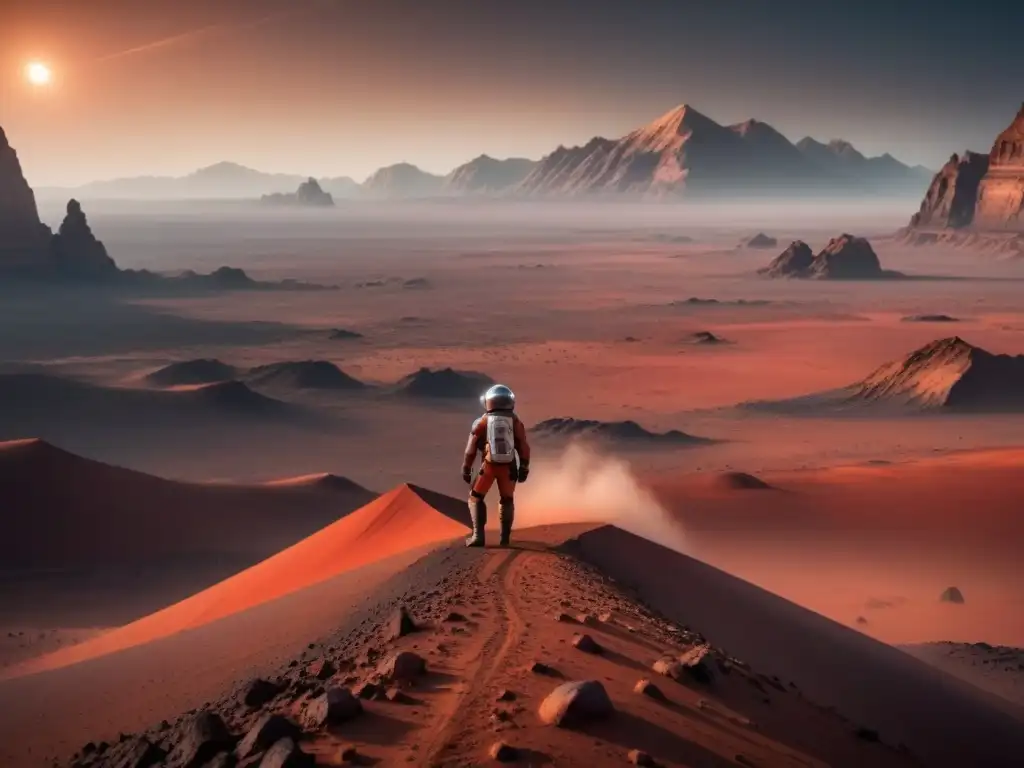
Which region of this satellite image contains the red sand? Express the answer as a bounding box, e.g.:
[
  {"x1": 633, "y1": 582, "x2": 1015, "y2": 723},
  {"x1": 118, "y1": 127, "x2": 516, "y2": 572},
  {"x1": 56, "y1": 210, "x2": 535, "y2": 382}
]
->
[{"x1": 6, "y1": 484, "x2": 468, "y2": 676}]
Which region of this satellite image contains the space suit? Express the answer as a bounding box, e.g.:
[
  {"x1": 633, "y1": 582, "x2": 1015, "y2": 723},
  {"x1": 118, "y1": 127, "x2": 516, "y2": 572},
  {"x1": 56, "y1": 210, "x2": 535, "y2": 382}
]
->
[{"x1": 461, "y1": 384, "x2": 531, "y2": 548}]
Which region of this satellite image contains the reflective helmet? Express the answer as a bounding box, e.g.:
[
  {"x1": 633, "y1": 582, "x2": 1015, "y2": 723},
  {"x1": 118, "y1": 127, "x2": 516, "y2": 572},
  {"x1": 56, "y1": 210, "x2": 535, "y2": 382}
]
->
[{"x1": 482, "y1": 384, "x2": 515, "y2": 412}]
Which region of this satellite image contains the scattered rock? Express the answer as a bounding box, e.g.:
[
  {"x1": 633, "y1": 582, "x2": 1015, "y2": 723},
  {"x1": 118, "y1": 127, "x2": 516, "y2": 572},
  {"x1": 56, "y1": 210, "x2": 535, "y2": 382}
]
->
[
  {"x1": 489, "y1": 741, "x2": 519, "y2": 762},
  {"x1": 307, "y1": 658, "x2": 335, "y2": 681},
  {"x1": 633, "y1": 679, "x2": 665, "y2": 700},
  {"x1": 339, "y1": 745, "x2": 360, "y2": 763},
  {"x1": 496, "y1": 689, "x2": 516, "y2": 702},
  {"x1": 237, "y1": 714, "x2": 300, "y2": 759},
  {"x1": 259, "y1": 737, "x2": 315, "y2": 768},
  {"x1": 166, "y1": 712, "x2": 234, "y2": 768},
  {"x1": 443, "y1": 611, "x2": 467, "y2": 623},
  {"x1": 554, "y1": 612, "x2": 576, "y2": 623},
  {"x1": 114, "y1": 737, "x2": 165, "y2": 768},
  {"x1": 598, "y1": 612, "x2": 613, "y2": 623},
  {"x1": 653, "y1": 646, "x2": 714, "y2": 684},
  {"x1": 690, "y1": 331, "x2": 727, "y2": 345},
  {"x1": 628, "y1": 749, "x2": 657, "y2": 766},
  {"x1": 353, "y1": 681, "x2": 381, "y2": 700},
  {"x1": 940, "y1": 586, "x2": 965, "y2": 604},
  {"x1": 576, "y1": 613, "x2": 599, "y2": 626},
  {"x1": 303, "y1": 687, "x2": 363, "y2": 728},
  {"x1": 386, "y1": 605, "x2": 419, "y2": 639},
  {"x1": 856, "y1": 616, "x2": 869, "y2": 625},
  {"x1": 538, "y1": 680, "x2": 614, "y2": 727},
  {"x1": 529, "y1": 661, "x2": 558, "y2": 676},
  {"x1": 572, "y1": 633, "x2": 603, "y2": 655},
  {"x1": 243, "y1": 679, "x2": 282, "y2": 709},
  {"x1": 385, "y1": 686, "x2": 412, "y2": 703},
  {"x1": 377, "y1": 651, "x2": 427, "y2": 681},
  {"x1": 717, "y1": 472, "x2": 772, "y2": 490}
]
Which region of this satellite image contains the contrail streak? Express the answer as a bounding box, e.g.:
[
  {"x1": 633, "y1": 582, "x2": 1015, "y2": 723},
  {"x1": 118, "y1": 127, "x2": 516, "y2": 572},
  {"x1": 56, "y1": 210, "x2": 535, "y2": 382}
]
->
[{"x1": 94, "y1": 9, "x2": 292, "y2": 63}]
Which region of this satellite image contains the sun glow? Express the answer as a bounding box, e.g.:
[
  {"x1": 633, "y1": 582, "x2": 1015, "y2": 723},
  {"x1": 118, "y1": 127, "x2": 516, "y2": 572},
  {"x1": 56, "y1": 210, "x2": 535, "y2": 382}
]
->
[{"x1": 25, "y1": 62, "x2": 52, "y2": 86}]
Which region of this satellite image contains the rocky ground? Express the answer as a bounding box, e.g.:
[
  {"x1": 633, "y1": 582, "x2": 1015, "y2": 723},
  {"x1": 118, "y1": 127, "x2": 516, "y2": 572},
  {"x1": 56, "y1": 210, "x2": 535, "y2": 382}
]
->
[{"x1": 59, "y1": 531, "x2": 914, "y2": 768}]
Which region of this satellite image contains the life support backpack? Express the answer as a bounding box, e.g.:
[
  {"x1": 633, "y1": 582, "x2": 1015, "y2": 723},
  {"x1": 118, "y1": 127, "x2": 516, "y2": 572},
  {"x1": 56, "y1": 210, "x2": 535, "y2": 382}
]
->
[{"x1": 486, "y1": 413, "x2": 516, "y2": 464}]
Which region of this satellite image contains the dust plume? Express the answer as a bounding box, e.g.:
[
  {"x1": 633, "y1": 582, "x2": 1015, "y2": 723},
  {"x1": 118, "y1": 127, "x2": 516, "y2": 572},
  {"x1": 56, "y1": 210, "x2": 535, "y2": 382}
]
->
[{"x1": 515, "y1": 442, "x2": 688, "y2": 553}]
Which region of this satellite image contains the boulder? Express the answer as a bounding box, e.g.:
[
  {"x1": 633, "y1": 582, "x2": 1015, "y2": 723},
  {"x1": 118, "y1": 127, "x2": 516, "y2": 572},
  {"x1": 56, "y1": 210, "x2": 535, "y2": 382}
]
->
[
  {"x1": 377, "y1": 650, "x2": 426, "y2": 681},
  {"x1": 628, "y1": 749, "x2": 657, "y2": 766},
  {"x1": 303, "y1": 687, "x2": 363, "y2": 728},
  {"x1": 166, "y1": 712, "x2": 234, "y2": 768},
  {"x1": 538, "y1": 680, "x2": 614, "y2": 727},
  {"x1": 237, "y1": 714, "x2": 300, "y2": 759},
  {"x1": 633, "y1": 679, "x2": 665, "y2": 700},
  {"x1": 111, "y1": 737, "x2": 165, "y2": 768},
  {"x1": 243, "y1": 678, "x2": 283, "y2": 709},
  {"x1": 386, "y1": 605, "x2": 419, "y2": 639},
  {"x1": 572, "y1": 634, "x2": 603, "y2": 655},
  {"x1": 259, "y1": 738, "x2": 315, "y2": 768},
  {"x1": 489, "y1": 741, "x2": 519, "y2": 762}
]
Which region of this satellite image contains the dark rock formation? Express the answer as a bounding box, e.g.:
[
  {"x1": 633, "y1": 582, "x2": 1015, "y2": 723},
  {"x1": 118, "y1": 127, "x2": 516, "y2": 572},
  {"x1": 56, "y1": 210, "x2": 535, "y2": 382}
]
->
[
  {"x1": 940, "y1": 586, "x2": 966, "y2": 604},
  {"x1": 261, "y1": 177, "x2": 334, "y2": 207},
  {"x1": 166, "y1": 712, "x2": 233, "y2": 768},
  {"x1": 303, "y1": 688, "x2": 363, "y2": 727},
  {"x1": 49, "y1": 199, "x2": 118, "y2": 277},
  {"x1": 0, "y1": 126, "x2": 52, "y2": 271},
  {"x1": 762, "y1": 235, "x2": 891, "y2": 279},
  {"x1": 909, "y1": 153, "x2": 990, "y2": 230},
  {"x1": 808, "y1": 234, "x2": 884, "y2": 279},
  {"x1": 743, "y1": 232, "x2": 778, "y2": 249},
  {"x1": 758, "y1": 241, "x2": 814, "y2": 278}
]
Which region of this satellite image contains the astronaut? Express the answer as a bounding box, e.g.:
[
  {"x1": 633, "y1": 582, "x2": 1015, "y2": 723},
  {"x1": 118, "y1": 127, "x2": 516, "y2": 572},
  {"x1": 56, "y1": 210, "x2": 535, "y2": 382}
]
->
[{"x1": 461, "y1": 384, "x2": 531, "y2": 548}]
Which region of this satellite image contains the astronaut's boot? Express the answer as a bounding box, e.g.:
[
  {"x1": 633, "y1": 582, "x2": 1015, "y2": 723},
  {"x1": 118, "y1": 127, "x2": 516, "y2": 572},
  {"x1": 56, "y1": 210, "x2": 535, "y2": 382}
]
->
[
  {"x1": 465, "y1": 495, "x2": 487, "y2": 548},
  {"x1": 498, "y1": 497, "x2": 515, "y2": 548}
]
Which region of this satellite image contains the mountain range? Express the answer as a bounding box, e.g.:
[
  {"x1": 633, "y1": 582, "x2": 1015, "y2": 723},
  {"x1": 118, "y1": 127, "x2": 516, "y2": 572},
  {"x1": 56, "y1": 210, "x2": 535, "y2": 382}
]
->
[{"x1": 34, "y1": 104, "x2": 932, "y2": 201}]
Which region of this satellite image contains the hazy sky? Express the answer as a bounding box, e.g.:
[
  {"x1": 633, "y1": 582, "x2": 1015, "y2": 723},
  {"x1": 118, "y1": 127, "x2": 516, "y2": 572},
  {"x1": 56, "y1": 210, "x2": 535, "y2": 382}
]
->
[{"x1": 3, "y1": 0, "x2": 1022, "y2": 186}]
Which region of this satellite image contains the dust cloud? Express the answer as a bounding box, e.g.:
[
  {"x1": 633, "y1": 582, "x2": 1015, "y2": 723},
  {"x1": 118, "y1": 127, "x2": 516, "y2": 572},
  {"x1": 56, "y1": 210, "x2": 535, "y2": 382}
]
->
[{"x1": 515, "y1": 442, "x2": 688, "y2": 553}]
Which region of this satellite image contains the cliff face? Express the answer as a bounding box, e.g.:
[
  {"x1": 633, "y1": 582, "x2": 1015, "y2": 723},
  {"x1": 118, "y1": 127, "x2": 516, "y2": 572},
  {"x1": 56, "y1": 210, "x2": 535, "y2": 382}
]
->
[
  {"x1": 908, "y1": 104, "x2": 1024, "y2": 232},
  {"x1": 0, "y1": 126, "x2": 53, "y2": 269},
  {"x1": 909, "y1": 152, "x2": 990, "y2": 229},
  {"x1": 973, "y1": 103, "x2": 1024, "y2": 230},
  {"x1": 49, "y1": 199, "x2": 118, "y2": 277}
]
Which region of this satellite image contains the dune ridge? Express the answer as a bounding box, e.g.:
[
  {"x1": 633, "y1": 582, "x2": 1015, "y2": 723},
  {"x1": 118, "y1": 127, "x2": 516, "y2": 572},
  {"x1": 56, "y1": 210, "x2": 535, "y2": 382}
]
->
[{"x1": 7, "y1": 484, "x2": 469, "y2": 676}]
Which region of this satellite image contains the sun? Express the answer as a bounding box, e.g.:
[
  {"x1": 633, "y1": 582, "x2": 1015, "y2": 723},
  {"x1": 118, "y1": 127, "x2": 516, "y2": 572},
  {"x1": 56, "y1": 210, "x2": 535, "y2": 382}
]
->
[{"x1": 25, "y1": 62, "x2": 52, "y2": 86}]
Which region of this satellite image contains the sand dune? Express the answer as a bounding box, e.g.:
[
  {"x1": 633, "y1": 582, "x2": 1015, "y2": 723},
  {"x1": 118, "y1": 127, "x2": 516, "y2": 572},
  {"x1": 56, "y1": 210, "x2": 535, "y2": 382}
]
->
[
  {"x1": 6, "y1": 484, "x2": 469, "y2": 676},
  {"x1": 392, "y1": 366, "x2": 494, "y2": 398},
  {"x1": 534, "y1": 417, "x2": 713, "y2": 446},
  {"x1": 566, "y1": 525, "x2": 1024, "y2": 767},
  {"x1": 143, "y1": 358, "x2": 239, "y2": 386},
  {"x1": 0, "y1": 372, "x2": 297, "y2": 433},
  {"x1": 245, "y1": 360, "x2": 366, "y2": 390},
  {"x1": 8, "y1": 521, "x2": 1015, "y2": 768},
  {"x1": 0, "y1": 438, "x2": 374, "y2": 570},
  {"x1": 644, "y1": 449, "x2": 1024, "y2": 646}
]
